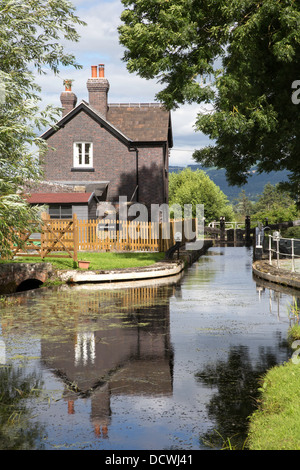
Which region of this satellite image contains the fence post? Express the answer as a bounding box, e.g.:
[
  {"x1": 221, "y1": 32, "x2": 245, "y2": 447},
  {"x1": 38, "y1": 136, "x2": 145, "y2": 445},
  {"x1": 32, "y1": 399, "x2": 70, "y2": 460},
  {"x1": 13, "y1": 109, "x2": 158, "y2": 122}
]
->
[
  {"x1": 158, "y1": 222, "x2": 162, "y2": 252},
  {"x1": 40, "y1": 212, "x2": 49, "y2": 259},
  {"x1": 276, "y1": 237, "x2": 279, "y2": 268},
  {"x1": 292, "y1": 238, "x2": 295, "y2": 273},
  {"x1": 269, "y1": 234, "x2": 272, "y2": 265},
  {"x1": 220, "y1": 217, "x2": 225, "y2": 241},
  {"x1": 170, "y1": 219, "x2": 174, "y2": 250},
  {"x1": 73, "y1": 213, "x2": 78, "y2": 263},
  {"x1": 245, "y1": 216, "x2": 251, "y2": 243}
]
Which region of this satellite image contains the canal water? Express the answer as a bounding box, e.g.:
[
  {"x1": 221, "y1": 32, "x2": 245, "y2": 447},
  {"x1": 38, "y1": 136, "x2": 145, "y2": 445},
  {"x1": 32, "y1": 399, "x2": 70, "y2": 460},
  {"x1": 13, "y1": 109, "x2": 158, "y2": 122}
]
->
[{"x1": 0, "y1": 246, "x2": 296, "y2": 450}]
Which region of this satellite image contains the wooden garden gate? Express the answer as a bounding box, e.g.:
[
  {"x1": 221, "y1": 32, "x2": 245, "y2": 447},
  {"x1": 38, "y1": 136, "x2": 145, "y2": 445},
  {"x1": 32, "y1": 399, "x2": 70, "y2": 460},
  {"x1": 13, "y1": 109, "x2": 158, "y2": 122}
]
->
[{"x1": 13, "y1": 213, "x2": 78, "y2": 262}]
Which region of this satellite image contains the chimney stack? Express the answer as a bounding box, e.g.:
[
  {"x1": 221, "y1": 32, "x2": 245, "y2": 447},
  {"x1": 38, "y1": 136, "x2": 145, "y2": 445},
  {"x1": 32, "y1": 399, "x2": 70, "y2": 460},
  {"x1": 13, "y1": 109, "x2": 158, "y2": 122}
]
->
[
  {"x1": 87, "y1": 64, "x2": 110, "y2": 118},
  {"x1": 60, "y1": 80, "x2": 77, "y2": 116}
]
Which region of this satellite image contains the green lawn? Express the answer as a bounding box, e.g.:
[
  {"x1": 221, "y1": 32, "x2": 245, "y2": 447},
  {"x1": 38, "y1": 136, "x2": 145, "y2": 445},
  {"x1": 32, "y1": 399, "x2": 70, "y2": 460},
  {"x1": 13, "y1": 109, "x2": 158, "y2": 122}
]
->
[{"x1": 7, "y1": 251, "x2": 165, "y2": 270}]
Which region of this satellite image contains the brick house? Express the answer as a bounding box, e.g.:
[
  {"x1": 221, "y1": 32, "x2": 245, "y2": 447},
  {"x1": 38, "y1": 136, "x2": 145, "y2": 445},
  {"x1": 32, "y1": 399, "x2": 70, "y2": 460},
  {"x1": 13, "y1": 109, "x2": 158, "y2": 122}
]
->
[{"x1": 32, "y1": 64, "x2": 173, "y2": 219}]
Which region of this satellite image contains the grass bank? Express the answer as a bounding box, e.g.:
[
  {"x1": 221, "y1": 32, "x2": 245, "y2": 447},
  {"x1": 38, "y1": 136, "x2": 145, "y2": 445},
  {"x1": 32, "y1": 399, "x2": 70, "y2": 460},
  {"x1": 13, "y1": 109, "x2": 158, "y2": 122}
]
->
[
  {"x1": 3, "y1": 252, "x2": 165, "y2": 271},
  {"x1": 247, "y1": 325, "x2": 300, "y2": 450}
]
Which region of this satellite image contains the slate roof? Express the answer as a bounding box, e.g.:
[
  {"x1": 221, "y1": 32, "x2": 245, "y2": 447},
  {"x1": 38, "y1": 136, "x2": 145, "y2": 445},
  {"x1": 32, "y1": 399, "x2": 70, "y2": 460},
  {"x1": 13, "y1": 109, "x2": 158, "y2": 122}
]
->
[
  {"x1": 41, "y1": 101, "x2": 173, "y2": 147},
  {"x1": 40, "y1": 101, "x2": 131, "y2": 144},
  {"x1": 107, "y1": 103, "x2": 173, "y2": 145}
]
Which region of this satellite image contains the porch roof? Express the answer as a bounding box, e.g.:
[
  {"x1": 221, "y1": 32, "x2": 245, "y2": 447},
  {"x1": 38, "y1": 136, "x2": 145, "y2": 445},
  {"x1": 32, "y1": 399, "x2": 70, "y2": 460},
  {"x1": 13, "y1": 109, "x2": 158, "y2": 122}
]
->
[{"x1": 26, "y1": 192, "x2": 94, "y2": 204}]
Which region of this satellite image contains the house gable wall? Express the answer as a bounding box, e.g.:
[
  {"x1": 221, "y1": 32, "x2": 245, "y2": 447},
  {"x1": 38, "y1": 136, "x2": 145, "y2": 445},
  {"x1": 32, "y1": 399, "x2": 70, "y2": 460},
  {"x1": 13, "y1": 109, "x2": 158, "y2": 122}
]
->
[
  {"x1": 43, "y1": 109, "x2": 167, "y2": 208},
  {"x1": 43, "y1": 110, "x2": 136, "y2": 201}
]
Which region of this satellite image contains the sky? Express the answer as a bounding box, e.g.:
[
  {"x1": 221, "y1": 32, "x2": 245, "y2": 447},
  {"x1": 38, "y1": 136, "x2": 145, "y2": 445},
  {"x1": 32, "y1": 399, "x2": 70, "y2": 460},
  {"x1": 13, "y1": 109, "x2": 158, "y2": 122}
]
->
[{"x1": 37, "y1": 0, "x2": 212, "y2": 167}]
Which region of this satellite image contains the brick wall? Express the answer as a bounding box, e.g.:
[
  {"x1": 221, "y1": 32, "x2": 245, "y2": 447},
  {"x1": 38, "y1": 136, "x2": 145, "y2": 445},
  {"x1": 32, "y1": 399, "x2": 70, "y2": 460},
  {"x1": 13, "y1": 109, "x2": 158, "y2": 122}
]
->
[{"x1": 137, "y1": 146, "x2": 166, "y2": 209}]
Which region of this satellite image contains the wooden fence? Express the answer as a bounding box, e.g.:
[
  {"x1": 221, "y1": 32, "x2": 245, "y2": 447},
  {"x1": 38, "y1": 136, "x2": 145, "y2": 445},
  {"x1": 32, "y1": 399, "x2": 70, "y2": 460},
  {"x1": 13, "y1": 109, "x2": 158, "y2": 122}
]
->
[
  {"x1": 78, "y1": 219, "x2": 163, "y2": 252},
  {"x1": 77, "y1": 218, "x2": 197, "y2": 252},
  {"x1": 12, "y1": 215, "x2": 197, "y2": 258}
]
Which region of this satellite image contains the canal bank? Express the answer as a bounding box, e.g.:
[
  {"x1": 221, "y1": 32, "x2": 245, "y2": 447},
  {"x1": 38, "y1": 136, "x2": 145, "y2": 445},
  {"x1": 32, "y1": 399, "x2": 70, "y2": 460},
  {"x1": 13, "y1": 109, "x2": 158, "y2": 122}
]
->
[
  {"x1": 253, "y1": 259, "x2": 300, "y2": 290},
  {"x1": 0, "y1": 240, "x2": 213, "y2": 293},
  {"x1": 57, "y1": 259, "x2": 185, "y2": 284},
  {"x1": 56, "y1": 240, "x2": 213, "y2": 285},
  {"x1": 249, "y1": 259, "x2": 300, "y2": 450},
  {"x1": 247, "y1": 355, "x2": 300, "y2": 450}
]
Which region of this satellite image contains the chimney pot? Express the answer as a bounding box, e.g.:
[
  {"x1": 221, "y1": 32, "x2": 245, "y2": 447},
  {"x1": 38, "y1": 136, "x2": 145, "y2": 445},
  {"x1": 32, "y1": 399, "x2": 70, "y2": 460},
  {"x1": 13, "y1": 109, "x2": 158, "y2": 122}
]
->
[
  {"x1": 63, "y1": 79, "x2": 73, "y2": 91},
  {"x1": 61, "y1": 81, "x2": 77, "y2": 116},
  {"x1": 98, "y1": 64, "x2": 105, "y2": 78},
  {"x1": 91, "y1": 65, "x2": 98, "y2": 78}
]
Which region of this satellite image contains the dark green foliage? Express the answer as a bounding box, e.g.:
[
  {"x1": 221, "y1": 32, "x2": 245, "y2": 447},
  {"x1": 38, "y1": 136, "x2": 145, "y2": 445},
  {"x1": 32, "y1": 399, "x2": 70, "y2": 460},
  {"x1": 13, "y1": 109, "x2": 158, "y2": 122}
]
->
[{"x1": 119, "y1": 0, "x2": 300, "y2": 196}]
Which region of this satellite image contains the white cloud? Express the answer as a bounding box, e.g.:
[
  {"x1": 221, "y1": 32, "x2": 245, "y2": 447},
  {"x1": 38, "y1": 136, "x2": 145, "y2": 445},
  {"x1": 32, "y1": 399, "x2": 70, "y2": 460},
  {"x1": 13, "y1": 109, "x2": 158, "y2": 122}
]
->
[
  {"x1": 169, "y1": 149, "x2": 195, "y2": 167},
  {"x1": 169, "y1": 103, "x2": 213, "y2": 166},
  {"x1": 70, "y1": 1, "x2": 124, "y2": 61}
]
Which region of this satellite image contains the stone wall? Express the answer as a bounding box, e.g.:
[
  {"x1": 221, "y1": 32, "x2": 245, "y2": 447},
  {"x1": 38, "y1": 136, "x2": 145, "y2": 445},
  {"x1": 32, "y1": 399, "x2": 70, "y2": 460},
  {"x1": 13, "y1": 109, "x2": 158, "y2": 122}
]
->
[{"x1": 0, "y1": 263, "x2": 54, "y2": 294}]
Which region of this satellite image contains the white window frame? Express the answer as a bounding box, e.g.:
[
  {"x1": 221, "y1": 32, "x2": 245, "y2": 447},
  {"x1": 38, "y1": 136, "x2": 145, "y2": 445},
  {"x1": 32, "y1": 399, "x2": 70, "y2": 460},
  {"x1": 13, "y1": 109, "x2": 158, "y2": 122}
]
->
[{"x1": 73, "y1": 142, "x2": 93, "y2": 168}]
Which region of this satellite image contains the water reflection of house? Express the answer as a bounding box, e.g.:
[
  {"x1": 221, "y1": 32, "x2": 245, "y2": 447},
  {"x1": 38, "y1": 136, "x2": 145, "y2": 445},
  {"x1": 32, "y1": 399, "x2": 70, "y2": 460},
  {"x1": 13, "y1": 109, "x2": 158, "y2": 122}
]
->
[{"x1": 41, "y1": 284, "x2": 176, "y2": 438}]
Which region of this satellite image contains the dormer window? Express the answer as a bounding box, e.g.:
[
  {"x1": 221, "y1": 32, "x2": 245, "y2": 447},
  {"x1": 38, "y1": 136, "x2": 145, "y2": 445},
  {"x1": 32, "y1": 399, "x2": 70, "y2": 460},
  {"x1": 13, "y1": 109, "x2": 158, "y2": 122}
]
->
[{"x1": 73, "y1": 142, "x2": 93, "y2": 168}]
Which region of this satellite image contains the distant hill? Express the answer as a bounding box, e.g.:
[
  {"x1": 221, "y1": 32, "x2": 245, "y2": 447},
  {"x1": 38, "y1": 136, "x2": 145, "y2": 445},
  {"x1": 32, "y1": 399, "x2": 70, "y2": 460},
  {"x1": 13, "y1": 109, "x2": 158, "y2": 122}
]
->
[{"x1": 169, "y1": 164, "x2": 289, "y2": 202}]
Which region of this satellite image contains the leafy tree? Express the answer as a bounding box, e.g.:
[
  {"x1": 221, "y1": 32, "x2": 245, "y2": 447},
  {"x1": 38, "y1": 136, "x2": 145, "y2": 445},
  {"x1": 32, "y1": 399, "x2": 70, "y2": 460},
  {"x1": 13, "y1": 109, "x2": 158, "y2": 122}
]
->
[
  {"x1": 169, "y1": 168, "x2": 234, "y2": 222},
  {"x1": 233, "y1": 190, "x2": 254, "y2": 220},
  {"x1": 0, "y1": 0, "x2": 85, "y2": 257},
  {"x1": 119, "y1": 0, "x2": 300, "y2": 196},
  {"x1": 254, "y1": 183, "x2": 293, "y2": 212},
  {"x1": 251, "y1": 183, "x2": 299, "y2": 224}
]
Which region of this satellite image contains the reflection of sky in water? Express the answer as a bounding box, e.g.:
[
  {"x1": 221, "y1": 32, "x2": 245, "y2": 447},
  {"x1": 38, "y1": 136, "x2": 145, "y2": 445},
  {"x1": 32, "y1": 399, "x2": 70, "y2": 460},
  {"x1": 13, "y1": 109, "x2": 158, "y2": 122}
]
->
[{"x1": 0, "y1": 246, "x2": 296, "y2": 450}]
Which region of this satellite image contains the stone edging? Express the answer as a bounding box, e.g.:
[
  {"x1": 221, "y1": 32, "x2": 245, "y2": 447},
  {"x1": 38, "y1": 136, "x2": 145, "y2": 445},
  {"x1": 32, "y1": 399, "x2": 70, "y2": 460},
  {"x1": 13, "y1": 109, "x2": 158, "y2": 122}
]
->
[
  {"x1": 252, "y1": 260, "x2": 300, "y2": 290},
  {"x1": 57, "y1": 260, "x2": 185, "y2": 284},
  {"x1": 56, "y1": 240, "x2": 213, "y2": 284}
]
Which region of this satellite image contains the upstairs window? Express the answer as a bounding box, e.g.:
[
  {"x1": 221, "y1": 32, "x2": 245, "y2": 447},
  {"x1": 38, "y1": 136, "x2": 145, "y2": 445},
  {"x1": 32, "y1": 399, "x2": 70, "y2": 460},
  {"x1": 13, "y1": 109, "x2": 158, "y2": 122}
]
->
[{"x1": 73, "y1": 142, "x2": 93, "y2": 168}]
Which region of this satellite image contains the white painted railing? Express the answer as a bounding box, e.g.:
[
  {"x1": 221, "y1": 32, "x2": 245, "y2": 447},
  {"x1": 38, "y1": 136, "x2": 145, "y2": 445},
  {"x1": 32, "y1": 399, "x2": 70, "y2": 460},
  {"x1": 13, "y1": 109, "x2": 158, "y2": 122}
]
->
[
  {"x1": 208, "y1": 221, "x2": 244, "y2": 229},
  {"x1": 268, "y1": 233, "x2": 300, "y2": 273}
]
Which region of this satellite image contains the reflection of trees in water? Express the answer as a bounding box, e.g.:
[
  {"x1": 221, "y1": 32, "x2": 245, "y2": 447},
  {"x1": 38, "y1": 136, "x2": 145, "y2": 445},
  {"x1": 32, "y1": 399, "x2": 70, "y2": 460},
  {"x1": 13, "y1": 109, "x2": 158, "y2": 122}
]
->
[
  {"x1": 0, "y1": 365, "x2": 45, "y2": 450},
  {"x1": 196, "y1": 332, "x2": 290, "y2": 449}
]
